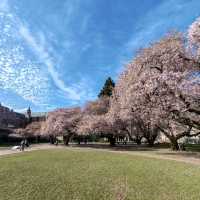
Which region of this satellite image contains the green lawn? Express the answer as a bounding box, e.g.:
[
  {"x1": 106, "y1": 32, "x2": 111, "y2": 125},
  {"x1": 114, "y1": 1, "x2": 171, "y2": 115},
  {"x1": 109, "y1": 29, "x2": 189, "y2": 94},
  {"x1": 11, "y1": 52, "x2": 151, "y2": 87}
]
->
[{"x1": 0, "y1": 149, "x2": 200, "y2": 200}]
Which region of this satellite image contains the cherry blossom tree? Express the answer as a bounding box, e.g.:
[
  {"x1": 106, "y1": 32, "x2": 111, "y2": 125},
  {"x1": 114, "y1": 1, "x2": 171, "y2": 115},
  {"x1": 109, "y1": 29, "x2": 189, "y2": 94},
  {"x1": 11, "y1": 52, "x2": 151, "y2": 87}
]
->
[
  {"x1": 108, "y1": 100, "x2": 143, "y2": 145},
  {"x1": 77, "y1": 97, "x2": 110, "y2": 135},
  {"x1": 188, "y1": 17, "x2": 200, "y2": 59},
  {"x1": 109, "y1": 70, "x2": 159, "y2": 146},
  {"x1": 77, "y1": 97, "x2": 123, "y2": 145},
  {"x1": 42, "y1": 107, "x2": 82, "y2": 145},
  {"x1": 15, "y1": 121, "x2": 43, "y2": 138},
  {"x1": 112, "y1": 32, "x2": 200, "y2": 150},
  {"x1": 83, "y1": 96, "x2": 110, "y2": 115}
]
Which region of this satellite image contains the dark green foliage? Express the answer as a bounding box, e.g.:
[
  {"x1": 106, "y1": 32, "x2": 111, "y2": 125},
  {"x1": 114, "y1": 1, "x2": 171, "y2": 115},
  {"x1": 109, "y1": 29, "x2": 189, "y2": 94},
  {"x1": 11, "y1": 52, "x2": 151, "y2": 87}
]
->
[{"x1": 98, "y1": 77, "x2": 115, "y2": 98}]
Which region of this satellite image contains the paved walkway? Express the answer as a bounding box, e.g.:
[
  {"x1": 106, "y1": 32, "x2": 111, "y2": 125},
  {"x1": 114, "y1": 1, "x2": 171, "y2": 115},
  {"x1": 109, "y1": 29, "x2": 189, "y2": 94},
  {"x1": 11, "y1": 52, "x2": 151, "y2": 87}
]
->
[
  {"x1": 1, "y1": 144, "x2": 200, "y2": 166},
  {"x1": 0, "y1": 144, "x2": 60, "y2": 157}
]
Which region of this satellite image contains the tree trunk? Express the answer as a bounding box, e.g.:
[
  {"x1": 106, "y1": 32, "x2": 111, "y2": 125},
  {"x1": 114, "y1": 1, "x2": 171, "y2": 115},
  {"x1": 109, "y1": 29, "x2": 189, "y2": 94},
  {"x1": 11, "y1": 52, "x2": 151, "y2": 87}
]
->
[
  {"x1": 146, "y1": 136, "x2": 157, "y2": 147},
  {"x1": 144, "y1": 131, "x2": 158, "y2": 147},
  {"x1": 109, "y1": 136, "x2": 116, "y2": 146},
  {"x1": 63, "y1": 135, "x2": 70, "y2": 146},
  {"x1": 157, "y1": 126, "x2": 180, "y2": 151},
  {"x1": 135, "y1": 137, "x2": 142, "y2": 145},
  {"x1": 147, "y1": 139, "x2": 155, "y2": 147},
  {"x1": 169, "y1": 138, "x2": 179, "y2": 151},
  {"x1": 36, "y1": 136, "x2": 40, "y2": 143},
  {"x1": 49, "y1": 135, "x2": 55, "y2": 144},
  {"x1": 78, "y1": 138, "x2": 81, "y2": 145}
]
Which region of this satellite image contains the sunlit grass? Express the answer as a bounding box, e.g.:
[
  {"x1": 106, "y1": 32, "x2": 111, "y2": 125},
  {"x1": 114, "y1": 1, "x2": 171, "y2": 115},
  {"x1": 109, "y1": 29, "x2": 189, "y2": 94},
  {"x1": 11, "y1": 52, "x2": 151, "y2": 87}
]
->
[{"x1": 0, "y1": 149, "x2": 200, "y2": 200}]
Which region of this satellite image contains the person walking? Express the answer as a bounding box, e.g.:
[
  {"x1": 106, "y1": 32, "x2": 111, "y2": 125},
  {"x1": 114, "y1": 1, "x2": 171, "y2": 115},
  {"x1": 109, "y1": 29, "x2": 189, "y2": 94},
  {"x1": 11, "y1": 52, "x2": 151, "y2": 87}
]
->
[
  {"x1": 55, "y1": 138, "x2": 59, "y2": 146},
  {"x1": 20, "y1": 140, "x2": 25, "y2": 151},
  {"x1": 24, "y1": 139, "x2": 29, "y2": 147}
]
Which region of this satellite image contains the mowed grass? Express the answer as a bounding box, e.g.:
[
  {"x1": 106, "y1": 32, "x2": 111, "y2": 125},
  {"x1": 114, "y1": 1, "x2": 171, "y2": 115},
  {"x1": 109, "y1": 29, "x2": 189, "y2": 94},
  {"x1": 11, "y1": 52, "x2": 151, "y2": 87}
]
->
[{"x1": 0, "y1": 149, "x2": 200, "y2": 200}]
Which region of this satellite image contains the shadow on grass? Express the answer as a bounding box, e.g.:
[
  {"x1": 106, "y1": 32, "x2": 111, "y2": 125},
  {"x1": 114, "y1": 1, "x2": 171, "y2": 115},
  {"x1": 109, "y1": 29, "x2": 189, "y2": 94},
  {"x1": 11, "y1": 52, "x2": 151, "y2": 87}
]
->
[
  {"x1": 68, "y1": 143, "x2": 200, "y2": 160},
  {"x1": 157, "y1": 151, "x2": 200, "y2": 159},
  {"x1": 69, "y1": 143, "x2": 164, "y2": 152}
]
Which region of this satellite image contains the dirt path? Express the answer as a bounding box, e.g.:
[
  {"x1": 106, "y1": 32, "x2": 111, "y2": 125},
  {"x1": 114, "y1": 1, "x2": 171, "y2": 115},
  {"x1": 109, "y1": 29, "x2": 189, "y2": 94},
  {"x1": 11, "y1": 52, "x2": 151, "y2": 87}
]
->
[{"x1": 1, "y1": 144, "x2": 200, "y2": 166}]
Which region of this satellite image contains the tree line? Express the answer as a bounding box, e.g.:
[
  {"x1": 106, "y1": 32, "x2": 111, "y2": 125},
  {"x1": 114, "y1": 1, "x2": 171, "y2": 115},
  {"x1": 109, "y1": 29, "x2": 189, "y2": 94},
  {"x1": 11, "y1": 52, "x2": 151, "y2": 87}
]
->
[{"x1": 16, "y1": 17, "x2": 200, "y2": 150}]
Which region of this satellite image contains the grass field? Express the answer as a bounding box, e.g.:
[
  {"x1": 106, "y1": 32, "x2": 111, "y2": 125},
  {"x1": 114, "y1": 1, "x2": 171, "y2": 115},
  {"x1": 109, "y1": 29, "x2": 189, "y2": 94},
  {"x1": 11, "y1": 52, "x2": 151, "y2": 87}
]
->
[{"x1": 0, "y1": 149, "x2": 200, "y2": 200}]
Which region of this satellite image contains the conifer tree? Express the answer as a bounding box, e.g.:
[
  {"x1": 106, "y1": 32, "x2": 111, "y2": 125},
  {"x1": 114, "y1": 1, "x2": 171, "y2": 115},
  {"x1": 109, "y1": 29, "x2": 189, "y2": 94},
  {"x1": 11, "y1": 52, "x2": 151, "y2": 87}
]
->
[{"x1": 98, "y1": 77, "x2": 115, "y2": 98}]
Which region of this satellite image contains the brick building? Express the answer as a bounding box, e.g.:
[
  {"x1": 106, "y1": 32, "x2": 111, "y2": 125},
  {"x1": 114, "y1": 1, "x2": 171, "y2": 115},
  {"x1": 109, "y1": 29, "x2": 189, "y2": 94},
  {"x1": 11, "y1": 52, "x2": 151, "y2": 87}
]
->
[{"x1": 0, "y1": 103, "x2": 26, "y2": 129}]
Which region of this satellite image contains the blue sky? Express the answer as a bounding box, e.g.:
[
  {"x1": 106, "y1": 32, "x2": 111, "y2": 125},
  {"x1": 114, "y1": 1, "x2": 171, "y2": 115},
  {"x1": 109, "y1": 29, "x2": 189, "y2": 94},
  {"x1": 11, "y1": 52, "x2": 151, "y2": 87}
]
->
[{"x1": 0, "y1": 0, "x2": 200, "y2": 112}]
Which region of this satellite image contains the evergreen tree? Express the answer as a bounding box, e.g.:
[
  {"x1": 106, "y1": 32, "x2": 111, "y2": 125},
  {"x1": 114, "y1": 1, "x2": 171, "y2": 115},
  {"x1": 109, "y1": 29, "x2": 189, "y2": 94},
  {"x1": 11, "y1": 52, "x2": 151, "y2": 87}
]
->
[{"x1": 98, "y1": 77, "x2": 115, "y2": 98}]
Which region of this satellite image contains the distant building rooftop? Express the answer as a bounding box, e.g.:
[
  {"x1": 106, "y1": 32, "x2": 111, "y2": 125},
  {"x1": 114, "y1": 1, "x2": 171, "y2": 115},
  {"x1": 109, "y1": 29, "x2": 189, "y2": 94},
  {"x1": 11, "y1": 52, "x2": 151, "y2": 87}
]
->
[{"x1": 24, "y1": 112, "x2": 47, "y2": 118}]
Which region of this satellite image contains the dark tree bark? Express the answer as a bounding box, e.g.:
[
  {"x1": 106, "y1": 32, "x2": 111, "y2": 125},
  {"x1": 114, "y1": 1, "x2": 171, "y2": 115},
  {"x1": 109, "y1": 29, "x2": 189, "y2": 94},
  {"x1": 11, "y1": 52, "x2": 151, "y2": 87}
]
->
[
  {"x1": 49, "y1": 135, "x2": 55, "y2": 144},
  {"x1": 36, "y1": 135, "x2": 40, "y2": 143},
  {"x1": 156, "y1": 126, "x2": 193, "y2": 151},
  {"x1": 145, "y1": 134, "x2": 158, "y2": 147},
  {"x1": 77, "y1": 138, "x2": 81, "y2": 145},
  {"x1": 109, "y1": 136, "x2": 116, "y2": 146},
  {"x1": 135, "y1": 137, "x2": 142, "y2": 145},
  {"x1": 63, "y1": 135, "x2": 70, "y2": 146},
  {"x1": 169, "y1": 138, "x2": 180, "y2": 151}
]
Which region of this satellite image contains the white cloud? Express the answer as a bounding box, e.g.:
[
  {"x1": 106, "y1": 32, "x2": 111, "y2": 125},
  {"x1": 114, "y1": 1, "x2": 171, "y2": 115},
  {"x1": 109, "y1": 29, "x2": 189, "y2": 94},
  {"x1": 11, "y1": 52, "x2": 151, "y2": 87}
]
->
[
  {"x1": 0, "y1": 9, "x2": 51, "y2": 106},
  {"x1": 0, "y1": 0, "x2": 93, "y2": 104},
  {"x1": 18, "y1": 24, "x2": 82, "y2": 101},
  {"x1": 0, "y1": 0, "x2": 98, "y2": 110}
]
